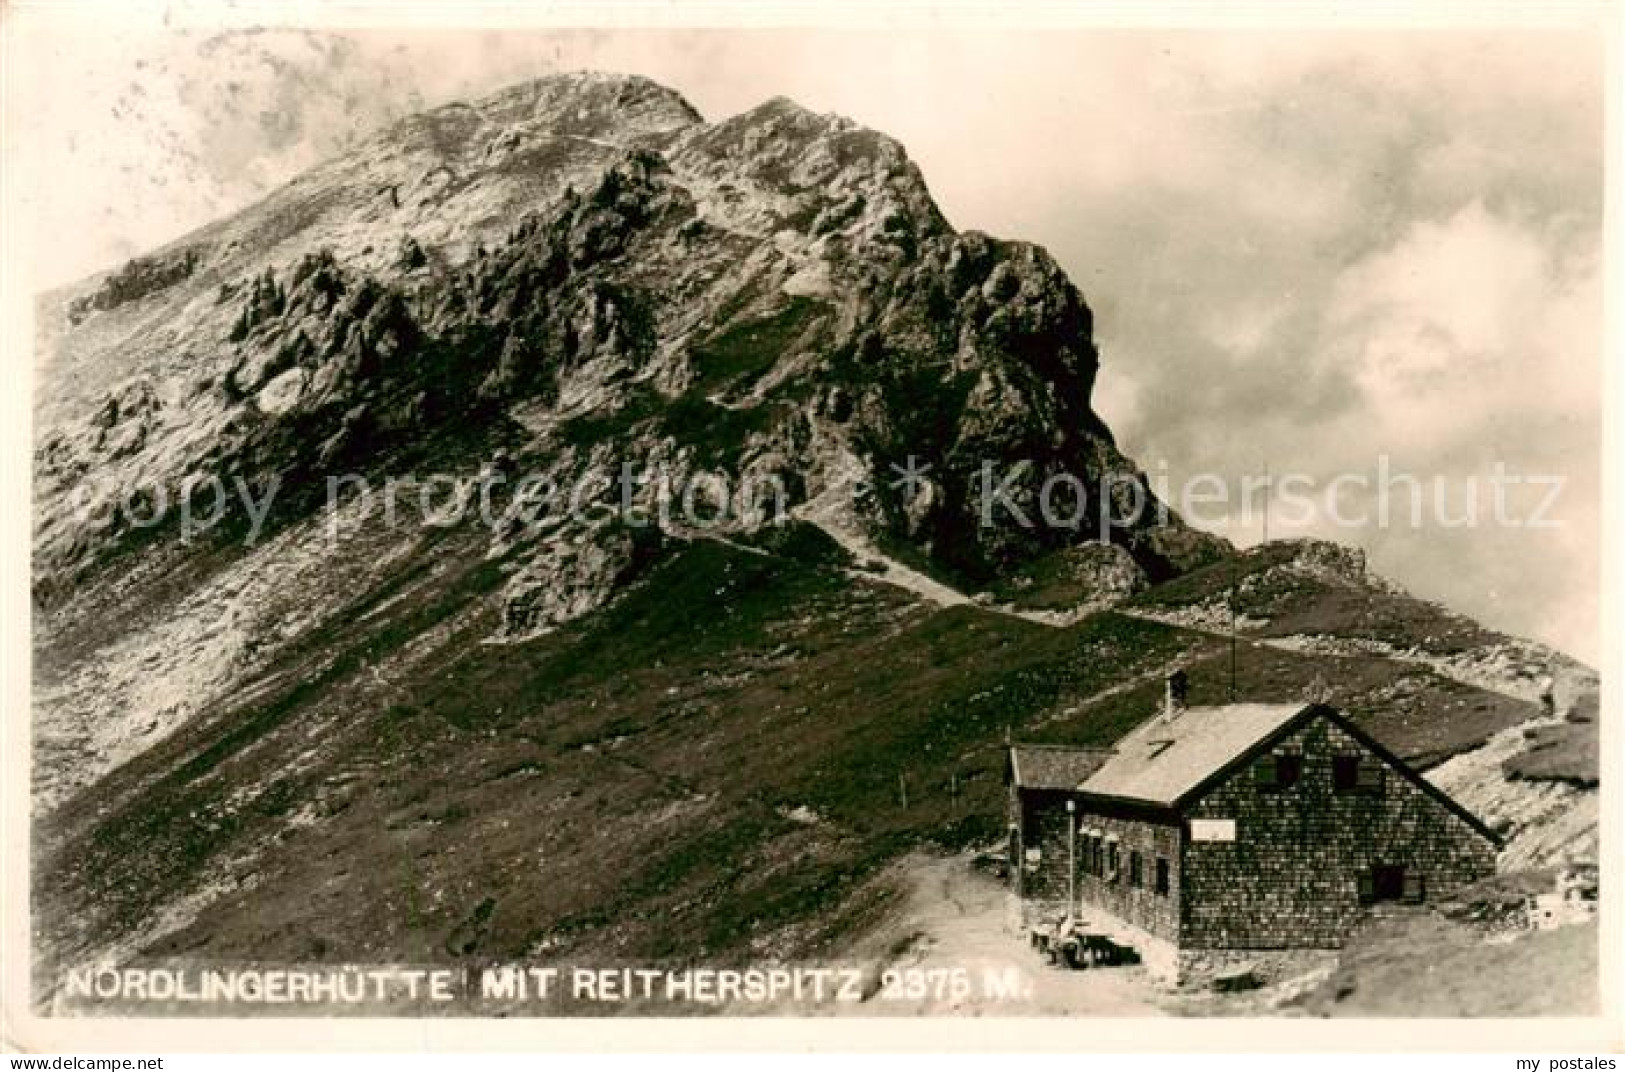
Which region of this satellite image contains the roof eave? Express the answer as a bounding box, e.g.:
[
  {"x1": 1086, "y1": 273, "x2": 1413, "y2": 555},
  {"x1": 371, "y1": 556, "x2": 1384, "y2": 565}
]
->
[
  {"x1": 1067, "y1": 789, "x2": 1185, "y2": 818},
  {"x1": 1162, "y1": 704, "x2": 1503, "y2": 848}
]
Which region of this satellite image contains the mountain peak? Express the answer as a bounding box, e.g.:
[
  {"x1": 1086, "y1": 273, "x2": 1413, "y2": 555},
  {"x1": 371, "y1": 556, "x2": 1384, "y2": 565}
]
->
[
  {"x1": 678, "y1": 91, "x2": 918, "y2": 181},
  {"x1": 467, "y1": 70, "x2": 704, "y2": 138},
  {"x1": 743, "y1": 94, "x2": 843, "y2": 125}
]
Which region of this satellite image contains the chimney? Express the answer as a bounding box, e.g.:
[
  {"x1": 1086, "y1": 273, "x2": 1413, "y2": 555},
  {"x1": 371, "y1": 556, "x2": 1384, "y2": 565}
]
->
[{"x1": 1164, "y1": 669, "x2": 1189, "y2": 719}]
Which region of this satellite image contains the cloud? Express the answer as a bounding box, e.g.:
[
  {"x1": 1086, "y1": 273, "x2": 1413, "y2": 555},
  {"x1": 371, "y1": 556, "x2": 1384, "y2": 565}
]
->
[
  {"x1": 1327, "y1": 200, "x2": 1599, "y2": 450},
  {"x1": 1311, "y1": 200, "x2": 1601, "y2": 658}
]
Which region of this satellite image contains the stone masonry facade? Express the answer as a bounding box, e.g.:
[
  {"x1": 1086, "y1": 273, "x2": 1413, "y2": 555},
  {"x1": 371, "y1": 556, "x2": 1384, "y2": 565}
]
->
[
  {"x1": 1012, "y1": 792, "x2": 1183, "y2": 939},
  {"x1": 1009, "y1": 707, "x2": 1499, "y2": 985},
  {"x1": 1009, "y1": 788, "x2": 1077, "y2": 920},
  {"x1": 1180, "y1": 715, "x2": 1497, "y2": 950},
  {"x1": 1071, "y1": 804, "x2": 1182, "y2": 943}
]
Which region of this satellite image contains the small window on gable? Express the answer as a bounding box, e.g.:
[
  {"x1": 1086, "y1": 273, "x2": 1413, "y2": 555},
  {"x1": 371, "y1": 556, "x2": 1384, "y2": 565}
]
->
[
  {"x1": 1255, "y1": 752, "x2": 1303, "y2": 791},
  {"x1": 1333, "y1": 755, "x2": 1359, "y2": 792},
  {"x1": 1129, "y1": 850, "x2": 1143, "y2": 889},
  {"x1": 1154, "y1": 856, "x2": 1170, "y2": 896},
  {"x1": 1335, "y1": 755, "x2": 1385, "y2": 795}
]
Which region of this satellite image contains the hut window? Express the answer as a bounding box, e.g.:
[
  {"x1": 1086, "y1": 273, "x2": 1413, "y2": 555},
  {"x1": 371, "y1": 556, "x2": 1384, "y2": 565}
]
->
[
  {"x1": 1255, "y1": 752, "x2": 1302, "y2": 791},
  {"x1": 1334, "y1": 755, "x2": 1386, "y2": 795},
  {"x1": 1359, "y1": 864, "x2": 1413, "y2": 904},
  {"x1": 1105, "y1": 839, "x2": 1121, "y2": 882},
  {"x1": 1154, "y1": 857, "x2": 1170, "y2": 896},
  {"x1": 1129, "y1": 851, "x2": 1143, "y2": 889}
]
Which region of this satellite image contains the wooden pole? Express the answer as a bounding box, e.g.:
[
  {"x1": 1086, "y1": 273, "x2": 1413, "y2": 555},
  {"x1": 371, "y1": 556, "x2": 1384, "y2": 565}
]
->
[
  {"x1": 1262, "y1": 461, "x2": 1271, "y2": 545},
  {"x1": 1067, "y1": 799, "x2": 1077, "y2": 914},
  {"x1": 1229, "y1": 563, "x2": 1238, "y2": 702}
]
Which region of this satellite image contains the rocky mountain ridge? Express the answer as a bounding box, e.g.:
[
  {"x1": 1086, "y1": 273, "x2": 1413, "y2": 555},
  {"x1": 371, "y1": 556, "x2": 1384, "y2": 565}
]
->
[{"x1": 36, "y1": 72, "x2": 1221, "y2": 639}]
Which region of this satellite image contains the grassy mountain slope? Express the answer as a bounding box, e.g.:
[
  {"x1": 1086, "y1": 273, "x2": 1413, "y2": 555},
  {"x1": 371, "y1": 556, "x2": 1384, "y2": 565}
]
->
[{"x1": 34, "y1": 518, "x2": 1554, "y2": 1004}]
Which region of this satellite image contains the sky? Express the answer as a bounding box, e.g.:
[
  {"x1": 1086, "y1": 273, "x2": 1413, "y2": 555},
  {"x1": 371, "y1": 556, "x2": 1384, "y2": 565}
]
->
[{"x1": 7, "y1": 18, "x2": 1606, "y2": 662}]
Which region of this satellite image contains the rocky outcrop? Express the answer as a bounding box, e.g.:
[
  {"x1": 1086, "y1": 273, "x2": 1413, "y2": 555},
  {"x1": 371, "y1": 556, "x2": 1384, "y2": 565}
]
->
[
  {"x1": 67, "y1": 246, "x2": 204, "y2": 324},
  {"x1": 1278, "y1": 539, "x2": 1367, "y2": 584},
  {"x1": 1052, "y1": 542, "x2": 1149, "y2": 604},
  {"x1": 501, "y1": 518, "x2": 664, "y2": 636},
  {"x1": 997, "y1": 541, "x2": 1149, "y2": 621}
]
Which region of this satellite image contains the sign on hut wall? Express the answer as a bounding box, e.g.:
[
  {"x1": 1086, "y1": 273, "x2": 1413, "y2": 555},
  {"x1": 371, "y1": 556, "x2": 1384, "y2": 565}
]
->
[{"x1": 1189, "y1": 818, "x2": 1237, "y2": 842}]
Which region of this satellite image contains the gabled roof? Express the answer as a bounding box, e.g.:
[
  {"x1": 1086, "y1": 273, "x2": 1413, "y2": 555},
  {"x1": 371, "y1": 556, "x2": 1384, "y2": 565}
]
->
[
  {"x1": 1077, "y1": 703, "x2": 1309, "y2": 807},
  {"x1": 1011, "y1": 700, "x2": 1500, "y2": 846},
  {"x1": 1008, "y1": 744, "x2": 1114, "y2": 790}
]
